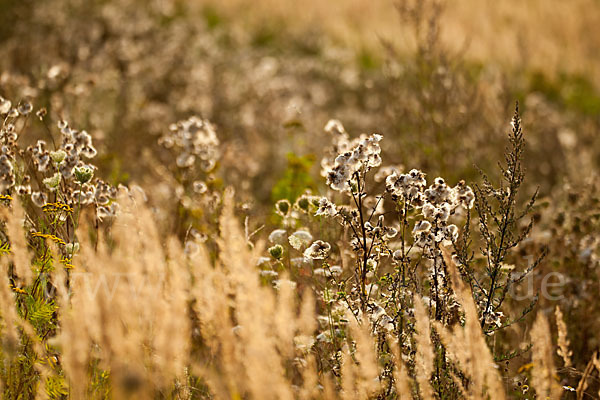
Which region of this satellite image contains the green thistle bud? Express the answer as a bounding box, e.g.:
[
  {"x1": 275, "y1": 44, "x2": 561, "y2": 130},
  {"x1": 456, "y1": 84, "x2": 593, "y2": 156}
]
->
[
  {"x1": 275, "y1": 199, "x2": 291, "y2": 216},
  {"x1": 268, "y1": 244, "x2": 284, "y2": 259},
  {"x1": 296, "y1": 197, "x2": 309, "y2": 211}
]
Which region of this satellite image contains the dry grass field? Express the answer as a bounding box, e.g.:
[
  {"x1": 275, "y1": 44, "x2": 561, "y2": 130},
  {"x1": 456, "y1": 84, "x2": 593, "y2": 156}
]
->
[{"x1": 0, "y1": 0, "x2": 599, "y2": 398}]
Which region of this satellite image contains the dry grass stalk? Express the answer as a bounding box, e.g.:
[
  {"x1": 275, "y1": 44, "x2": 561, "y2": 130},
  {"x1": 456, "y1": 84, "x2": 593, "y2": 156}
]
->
[
  {"x1": 413, "y1": 295, "x2": 435, "y2": 400},
  {"x1": 388, "y1": 336, "x2": 413, "y2": 398},
  {"x1": 0, "y1": 260, "x2": 18, "y2": 356},
  {"x1": 531, "y1": 312, "x2": 562, "y2": 399},
  {"x1": 437, "y1": 247, "x2": 506, "y2": 400},
  {"x1": 3, "y1": 203, "x2": 32, "y2": 285},
  {"x1": 555, "y1": 305, "x2": 572, "y2": 368},
  {"x1": 592, "y1": 353, "x2": 600, "y2": 399},
  {"x1": 346, "y1": 318, "x2": 380, "y2": 399},
  {"x1": 191, "y1": 191, "x2": 298, "y2": 399},
  {"x1": 576, "y1": 353, "x2": 596, "y2": 400}
]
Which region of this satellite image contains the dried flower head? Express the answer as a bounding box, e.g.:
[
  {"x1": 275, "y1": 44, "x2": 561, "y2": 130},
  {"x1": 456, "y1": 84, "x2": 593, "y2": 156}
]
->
[
  {"x1": 268, "y1": 229, "x2": 287, "y2": 244},
  {"x1": 17, "y1": 101, "x2": 33, "y2": 115},
  {"x1": 288, "y1": 230, "x2": 313, "y2": 250},
  {"x1": 0, "y1": 97, "x2": 11, "y2": 114},
  {"x1": 304, "y1": 240, "x2": 331, "y2": 260},
  {"x1": 31, "y1": 191, "x2": 48, "y2": 207},
  {"x1": 159, "y1": 116, "x2": 220, "y2": 171}
]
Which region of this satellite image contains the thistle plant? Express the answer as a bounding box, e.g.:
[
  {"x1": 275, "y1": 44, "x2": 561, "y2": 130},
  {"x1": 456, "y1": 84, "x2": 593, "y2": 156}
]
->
[
  {"x1": 254, "y1": 118, "x2": 481, "y2": 396},
  {"x1": 254, "y1": 105, "x2": 553, "y2": 397},
  {"x1": 158, "y1": 116, "x2": 222, "y2": 240}
]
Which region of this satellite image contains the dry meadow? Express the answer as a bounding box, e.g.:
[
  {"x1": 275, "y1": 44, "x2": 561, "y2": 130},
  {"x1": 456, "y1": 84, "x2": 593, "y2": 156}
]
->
[{"x1": 0, "y1": 0, "x2": 599, "y2": 398}]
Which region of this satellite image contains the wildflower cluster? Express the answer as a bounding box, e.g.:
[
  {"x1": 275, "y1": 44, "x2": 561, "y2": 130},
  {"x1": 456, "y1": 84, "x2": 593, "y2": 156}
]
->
[
  {"x1": 42, "y1": 202, "x2": 74, "y2": 214},
  {"x1": 408, "y1": 177, "x2": 474, "y2": 254},
  {"x1": 255, "y1": 111, "x2": 546, "y2": 396},
  {"x1": 31, "y1": 231, "x2": 67, "y2": 246},
  {"x1": 158, "y1": 116, "x2": 222, "y2": 238},
  {"x1": 324, "y1": 128, "x2": 382, "y2": 192},
  {"x1": 159, "y1": 116, "x2": 220, "y2": 172},
  {"x1": 318, "y1": 120, "x2": 475, "y2": 309},
  {"x1": 0, "y1": 95, "x2": 129, "y2": 269},
  {"x1": 17, "y1": 119, "x2": 120, "y2": 223},
  {"x1": 0, "y1": 92, "x2": 140, "y2": 398}
]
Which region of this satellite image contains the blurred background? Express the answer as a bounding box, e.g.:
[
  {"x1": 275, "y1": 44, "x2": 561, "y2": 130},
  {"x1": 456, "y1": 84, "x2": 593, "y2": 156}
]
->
[
  {"x1": 1, "y1": 0, "x2": 599, "y2": 206},
  {"x1": 2, "y1": 0, "x2": 600, "y2": 384}
]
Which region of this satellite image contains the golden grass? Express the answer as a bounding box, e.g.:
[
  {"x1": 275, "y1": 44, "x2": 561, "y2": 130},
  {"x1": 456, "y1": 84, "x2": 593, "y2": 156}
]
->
[
  {"x1": 0, "y1": 1, "x2": 598, "y2": 397},
  {"x1": 207, "y1": 0, "x2": 600, "y2": 85}
]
